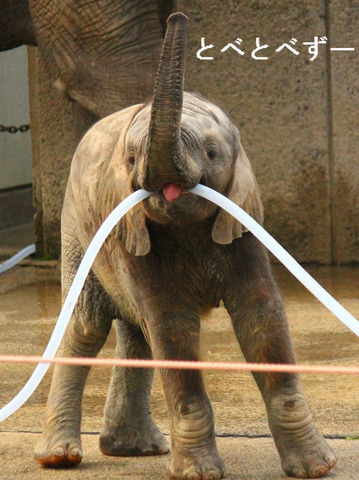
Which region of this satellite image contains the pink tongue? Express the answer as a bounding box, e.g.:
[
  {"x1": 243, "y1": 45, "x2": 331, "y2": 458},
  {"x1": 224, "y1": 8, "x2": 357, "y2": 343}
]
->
[{"x1": 163, "y1": 183, "x2": 183, "y2": 202}]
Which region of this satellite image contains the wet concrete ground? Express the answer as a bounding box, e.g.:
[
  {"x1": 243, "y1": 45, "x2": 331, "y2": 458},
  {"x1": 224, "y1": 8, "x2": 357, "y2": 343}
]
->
[
  {"x1": 0, "y1": 260, "x2": 358, "y2": 479},
  {"x1": 0, "y1": 222, "x2": 36, "y2": 260}
]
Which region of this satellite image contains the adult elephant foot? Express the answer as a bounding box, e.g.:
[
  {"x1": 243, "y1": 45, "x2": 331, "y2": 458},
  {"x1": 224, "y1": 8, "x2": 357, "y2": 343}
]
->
[
  {"x1": 34, "y1": 431, "x2": 82, "y2": 467},
  {"x1": 99, "y1": 416, "x2": 169, "y2": 456},
  {"x1": 168, "y1": 447, "x2": 225, "y2": 480},
  {"x1": 269, "y1": 392, "x2": 337, "y2": 478}
]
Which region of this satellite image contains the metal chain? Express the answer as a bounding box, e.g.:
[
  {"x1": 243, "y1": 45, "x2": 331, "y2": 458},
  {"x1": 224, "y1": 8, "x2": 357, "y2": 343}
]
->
[{"x1": 0, "y1": 124, "x2": 30, "y2": 133}]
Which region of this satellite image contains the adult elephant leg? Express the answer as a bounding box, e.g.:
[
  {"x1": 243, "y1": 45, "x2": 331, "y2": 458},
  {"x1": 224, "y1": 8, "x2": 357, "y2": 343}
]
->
[
  {"x1": 73, "y1": 102, "x2": 99, "y2": 145},
  {"x1": 34, "y1": 236, "x2": 112, "y2": 467},
  {"x1": 99, "y1": 319, "x2": 169, "y2": 456},
  {"x1": 29, "y1": 0, "x2": 168, "y2": 118},
  {"x1": 148, "y1": 305, "x2": 225, "y2": 480},
  {"x1": 156, "y1": 0, "x2": 177, "y2": 34},
  {"x1": 0, "y1": 0, "x2": 37, "y2": 50},
  {"x1": 224, "y1": 234, "x2": 337, "y2": 479}
]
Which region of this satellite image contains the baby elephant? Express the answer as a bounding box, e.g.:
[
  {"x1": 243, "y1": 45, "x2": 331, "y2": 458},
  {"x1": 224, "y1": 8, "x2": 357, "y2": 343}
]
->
[{"x1": 34, "y1": 12, "x2": 336, "y2": 480}]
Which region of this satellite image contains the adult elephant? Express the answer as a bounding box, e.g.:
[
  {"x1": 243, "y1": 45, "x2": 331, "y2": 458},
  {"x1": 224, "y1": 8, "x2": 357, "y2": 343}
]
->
[
  {"x1": 1, "y1": 0, "x2": 175, "y2": 116},
  {"x1": 0, "y1": 0, "x2": 176, "y2": 254}
]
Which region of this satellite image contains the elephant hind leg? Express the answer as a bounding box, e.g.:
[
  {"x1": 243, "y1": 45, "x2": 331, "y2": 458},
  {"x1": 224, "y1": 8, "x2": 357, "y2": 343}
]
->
[{"x1": 99, "y1": 319, "x2": 169, "y2": 457}]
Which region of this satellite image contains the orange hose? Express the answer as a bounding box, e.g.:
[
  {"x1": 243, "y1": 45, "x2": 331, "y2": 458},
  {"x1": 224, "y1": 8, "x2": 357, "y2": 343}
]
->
[{"x1": 0, "y1": 355, "x2": 358, "y2": 375}]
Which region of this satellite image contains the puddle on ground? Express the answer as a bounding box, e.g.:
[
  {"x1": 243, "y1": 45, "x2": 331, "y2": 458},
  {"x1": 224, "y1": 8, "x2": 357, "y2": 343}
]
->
[{"x1": 0, "y1": 263, "x2": 358, "y2": 436}]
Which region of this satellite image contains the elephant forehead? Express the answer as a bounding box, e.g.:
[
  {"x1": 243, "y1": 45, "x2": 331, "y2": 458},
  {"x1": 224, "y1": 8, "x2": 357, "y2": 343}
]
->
[
  {"x1": 182, "y1": 93, "x2": 234, "y2": 139},
  {"x1": 183, "y1": 93, "x2": 231, "y2": 124},
  {"x1": 127, "y1": 104, "x2": 152, "y2": 140},
  {"x1": 127, "y1": 93, "x2": 234, "y2": 143},
  {"x1": 180, "y1": 111, "x2": 230, "y2": 140},
  {"x1": 180, "y1": 114, "x2": 233, "y2": 150}
]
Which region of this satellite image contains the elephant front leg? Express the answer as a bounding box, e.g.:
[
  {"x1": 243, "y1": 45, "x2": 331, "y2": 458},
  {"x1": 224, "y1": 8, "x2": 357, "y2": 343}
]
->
[
  {"x1": 34, "y1": 271, "x2": 112, "y2": 467},
  {"x1": 150, "y1": 315, "x2": 225, "y2": 480},
  {"x1": 99, "y1": 319, "x2": 169, "y2": 456},
  {"x1": 34, "y1": 363, "x2": 90, "y2": 467},
  {"x1": 224, "y1": 241, "x2": 337, "y2": 478},
  {"x1": 268, "y1": 388, "x2": 337, "y2": 478}
]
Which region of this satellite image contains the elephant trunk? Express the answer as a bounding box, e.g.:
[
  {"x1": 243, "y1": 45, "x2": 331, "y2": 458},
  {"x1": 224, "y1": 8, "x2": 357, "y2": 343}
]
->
[{"x1": 143, "y1": 12, "x2": 190, "y2": 191}]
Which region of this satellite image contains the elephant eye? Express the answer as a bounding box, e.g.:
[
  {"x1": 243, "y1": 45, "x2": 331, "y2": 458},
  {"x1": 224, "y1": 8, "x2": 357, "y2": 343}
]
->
[
  {"x1": 207, "y1": 148, "x2": 217, "y2": 160},
  {"x1": 128, "y1": 155, "x2": 135, "y2": 165}
]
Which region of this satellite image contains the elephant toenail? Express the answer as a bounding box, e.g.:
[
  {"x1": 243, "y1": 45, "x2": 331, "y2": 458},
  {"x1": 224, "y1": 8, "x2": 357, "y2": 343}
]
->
[
  {"x1": 207, "y1": 470, "x2": 221, "y2": 480},
  {"x1": 52, "y1": 447, "x2": 65, "y2": 458},
  {"x1": 187, "y1": 472, "x2": 200, "y2": 480},
  {"x1": 312, "y1": 465, "x2": 328, "y2": 477},
  {"x1": 327, "y1": 454, "x2": 337, "y2": 468},
  {"x1": 70, "y1": 447, "x2": 80, "y2": 458}
]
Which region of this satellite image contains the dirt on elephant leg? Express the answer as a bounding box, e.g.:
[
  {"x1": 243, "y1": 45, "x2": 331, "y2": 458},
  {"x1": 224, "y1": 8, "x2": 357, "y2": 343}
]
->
[{"x1": 269, "y1": 392, "x2": 337, "y2": 478}]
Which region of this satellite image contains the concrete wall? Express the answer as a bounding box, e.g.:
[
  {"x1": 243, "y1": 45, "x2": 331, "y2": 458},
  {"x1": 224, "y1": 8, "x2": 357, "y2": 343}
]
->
[
  {"x1": 0, "y1": 46, "x2": 34, "y2": 230},
  {"x1": 29, "y1": 1, "x2": 359, "y2": 263},
  {"x1": 176, "y1": 0, "x2": 359, "y2": 264},
  {"x1": 0, "y1": 46, "x2": 32, "y2": 190},
  {"x1": 329, "y1": 1, "x2": 359, "y2": 263}
]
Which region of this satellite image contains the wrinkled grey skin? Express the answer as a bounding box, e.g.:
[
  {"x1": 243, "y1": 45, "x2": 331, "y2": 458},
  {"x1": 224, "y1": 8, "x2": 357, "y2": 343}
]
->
[
  {"x1": 0, "y1": 0, "x2": 175, "y2": 138},
  {"x1": 34, "y1": 13, "x2": 337, "y2": 480}
]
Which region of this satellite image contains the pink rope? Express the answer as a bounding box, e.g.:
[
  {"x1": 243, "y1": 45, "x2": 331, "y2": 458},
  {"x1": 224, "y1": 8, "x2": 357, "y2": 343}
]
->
[{"x1": 0, "y1": 355, "x2": 358, "y2": 375}]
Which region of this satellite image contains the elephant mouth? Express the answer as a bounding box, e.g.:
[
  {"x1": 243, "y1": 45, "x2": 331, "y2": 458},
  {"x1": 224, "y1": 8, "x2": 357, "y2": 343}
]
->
[
  {"x1": 162, "y1": 183, "x2": 189, "y2": 202},
  {"x1": 161, "y1": 177, "x2": 207, "y2": 202},
  {"x1": 143, "y1": 180, "x2": 214, "y2": 225}
]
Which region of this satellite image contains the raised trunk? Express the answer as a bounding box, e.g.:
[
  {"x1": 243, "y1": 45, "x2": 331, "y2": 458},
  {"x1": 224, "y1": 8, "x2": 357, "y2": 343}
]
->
[{"x1": 144, "y1": 12, "x2": 189, "y2": 191}]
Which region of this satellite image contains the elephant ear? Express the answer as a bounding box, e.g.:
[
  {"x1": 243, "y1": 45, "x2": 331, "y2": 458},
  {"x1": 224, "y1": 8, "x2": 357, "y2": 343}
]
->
[
  {"x1": 212, "y1": 140, "x2": 263, "y2": 245},
  {"x1": 100, "y1": 111, "x2": 150, "y2": 257},
  {"x1": 111, "y1": 156, "x2": 150, "y2": 257},
  {"x1": 116, "y1": 201, "x2": 150, "y2": 256}
]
